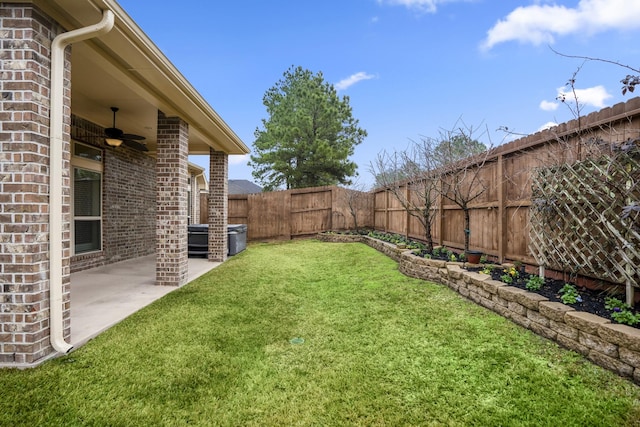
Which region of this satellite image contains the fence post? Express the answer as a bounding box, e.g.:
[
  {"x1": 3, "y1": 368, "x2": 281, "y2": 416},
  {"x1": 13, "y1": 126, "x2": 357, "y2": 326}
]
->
[
  {"x1": 497, "y1": 154, "x2": 507, "y2": 263},
  {"x1": 385, "y1": 189, "x2": 390, "y2": 232},
  {"x1": 330, "y1": 186, "x2": 335, "y2": 231},
  {"x1": 438, "y1": 179, "x2": 444, "y2": 247},
  {"x1": 285, "y1": 191, "x2": 292, "y2": 240},
  {"x1": 405, "y1": 184, "x2": 411, "y2": 239}
]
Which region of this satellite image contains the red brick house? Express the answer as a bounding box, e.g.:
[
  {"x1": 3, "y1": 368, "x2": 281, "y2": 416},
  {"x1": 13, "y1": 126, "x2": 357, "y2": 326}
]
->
[{"x1": 0, "y1": 1, "x2": 249, "y2": 366}]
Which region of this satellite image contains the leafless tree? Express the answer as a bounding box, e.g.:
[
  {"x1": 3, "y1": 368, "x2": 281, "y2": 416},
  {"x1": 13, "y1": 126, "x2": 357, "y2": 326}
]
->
[
  {"x1": 369, "y1": 139, "x2": 440, "y2": 252},
  {"x1": 550, "y1": 47, "x2": 640, "y2": 96},
  {"x1": 435, "y1": 123, "x2": 492, "y2": 252},
  {"x1": 341, "y1": 180, "x2": 370, "y2": 232},
  {"x1": 370, "y1": 121, "x2": 491, "y2": 253}
]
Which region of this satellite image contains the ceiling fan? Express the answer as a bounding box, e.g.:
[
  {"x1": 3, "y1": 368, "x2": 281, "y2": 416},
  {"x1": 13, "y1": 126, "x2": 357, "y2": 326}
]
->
[{"x1": 104, "y1": 107, "x2": 148, "y2": 152}]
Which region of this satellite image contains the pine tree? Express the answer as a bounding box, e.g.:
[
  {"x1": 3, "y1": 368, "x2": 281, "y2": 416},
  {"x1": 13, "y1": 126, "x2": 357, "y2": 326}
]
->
[{"x1": 250, "y1": 66, "x2": 367, "y2": 191}]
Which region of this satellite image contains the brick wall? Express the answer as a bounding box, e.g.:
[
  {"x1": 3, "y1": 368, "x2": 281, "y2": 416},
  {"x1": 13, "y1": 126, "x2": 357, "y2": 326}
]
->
[
  {"x1": 208, "y1": 149, "x2": 228, "y2": 262},
  {"x1": 70, "y1": 115, "x2": 156, "y2": 272},
  {"x1": 102, "y1": 138, "x2": 156, "y2": 265},
  {"x1": 0, "y1": 3, "x2": 67, "y2": 365},
  {"x1": 156, "y1": 112, "x2": 188, "y2": 286}
]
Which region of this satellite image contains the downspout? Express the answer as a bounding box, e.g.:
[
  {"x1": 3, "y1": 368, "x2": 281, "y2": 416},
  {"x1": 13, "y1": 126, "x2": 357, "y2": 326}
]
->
[
  {"x1": 49, "y1": 10, "x2": 115, "y2": 354},
  {"x1": 195, "y1": 172, "x2": 207, "y2": 222}
]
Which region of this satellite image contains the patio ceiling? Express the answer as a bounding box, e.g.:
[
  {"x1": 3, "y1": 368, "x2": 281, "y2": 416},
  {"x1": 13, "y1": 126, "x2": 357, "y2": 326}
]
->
[{"x1": 27, "y1": 0, "x2": 249, "y2": 155}]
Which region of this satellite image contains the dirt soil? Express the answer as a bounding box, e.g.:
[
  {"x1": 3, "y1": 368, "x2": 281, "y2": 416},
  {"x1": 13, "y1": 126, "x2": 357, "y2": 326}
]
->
[{"x1": 476, "y1": 267, "x2": 620, "y2": 323}]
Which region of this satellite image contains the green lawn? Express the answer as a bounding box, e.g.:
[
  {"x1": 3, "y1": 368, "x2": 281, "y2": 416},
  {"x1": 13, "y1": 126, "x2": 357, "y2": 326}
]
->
[{"x1": 3, "y1": 240, "x2": 640, "y2": 426}]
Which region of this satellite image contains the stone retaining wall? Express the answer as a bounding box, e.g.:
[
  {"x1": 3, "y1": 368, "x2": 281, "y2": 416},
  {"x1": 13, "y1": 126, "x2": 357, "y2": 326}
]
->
[{"x1": 317, "y1": 233, "x2": 640, "y2": 384}]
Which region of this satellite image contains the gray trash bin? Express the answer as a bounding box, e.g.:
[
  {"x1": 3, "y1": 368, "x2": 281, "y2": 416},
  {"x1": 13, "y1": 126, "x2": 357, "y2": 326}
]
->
[
  {"x1": 227, "y1": 224, "x2": 247, "y2": 256},
  {"x1": 188, "y1": 224, "x2": 209, "y2": 257},
  {"x1": 188, "y1": 224, "x2": 247, "y2": 256}
]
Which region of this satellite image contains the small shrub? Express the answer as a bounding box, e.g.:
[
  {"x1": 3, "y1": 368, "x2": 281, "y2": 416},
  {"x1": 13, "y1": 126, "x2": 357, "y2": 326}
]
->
[
  {"x1": 605, "y1": 297, "x2": 640, "y2": 326},
  {"x1": 559, "y1": 284, "x2": 582, "y2": 305},
  {"x1": 501, "y1": 273, "x2": 513, "y2": 284},
  {"x1": 611, "y1": 310, "x2": 640, "y2": 326},
  {"x1": 500, "y1": 266, "x2": 519, "y2": 284},
  {"x1": 526, "y1": 275, "x2": 545, "y2": 291},
  {"x1": 604, "y1": 297, "x2": 627, "y2": 311},
  {"x1": 480, "y1": 265, "x2": 493, "y2": 275}
]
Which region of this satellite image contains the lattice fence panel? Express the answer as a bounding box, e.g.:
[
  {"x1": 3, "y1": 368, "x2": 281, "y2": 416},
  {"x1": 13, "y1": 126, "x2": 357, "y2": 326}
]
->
[{"x1": 529, "y1": 152, "x2": 640, "y2": 288}]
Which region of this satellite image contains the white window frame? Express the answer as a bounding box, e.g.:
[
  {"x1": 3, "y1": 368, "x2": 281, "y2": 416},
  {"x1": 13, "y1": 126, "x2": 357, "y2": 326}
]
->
[
  {"x1": 187, "y1": 176, "x2": 193, "y2": 225},
  {"x1": 71, "y1": 141, "x2": 103, "y2": 256}
]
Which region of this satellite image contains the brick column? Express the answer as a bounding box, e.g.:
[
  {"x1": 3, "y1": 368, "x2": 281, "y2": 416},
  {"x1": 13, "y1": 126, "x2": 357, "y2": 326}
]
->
[
  {"x1": 0, "y1": 4, "x2": 69, "y2": 365},
  {"x1": 156, "y1": 111, "x2": 189, "y2": 286},
  {"x1": 208, "y1": 149, "x2": 228, "y2": 262}
]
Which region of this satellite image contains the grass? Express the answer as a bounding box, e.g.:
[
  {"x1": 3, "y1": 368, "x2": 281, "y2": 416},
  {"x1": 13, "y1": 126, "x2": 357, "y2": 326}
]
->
[{"x1": 2, "y1": 239, "x2": 640, "y2": 426}]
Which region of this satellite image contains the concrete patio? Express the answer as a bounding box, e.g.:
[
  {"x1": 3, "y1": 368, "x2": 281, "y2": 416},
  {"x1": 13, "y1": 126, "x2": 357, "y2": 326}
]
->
[{"x1": 70, "y1": 255, "x2": 220, "y2": 348}]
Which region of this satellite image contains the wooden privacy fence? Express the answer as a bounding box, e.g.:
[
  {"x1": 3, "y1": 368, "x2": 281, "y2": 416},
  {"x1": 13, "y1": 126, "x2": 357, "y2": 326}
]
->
[
  {"x1": 200, "y1": 186, "x2": 374, "y2": 241},
  {"x1": 194, "y1": 97, "x2": 640, "y2": 291},
  {"x1": 373, "y1": 97, "x2": 640, "y2": 282}
]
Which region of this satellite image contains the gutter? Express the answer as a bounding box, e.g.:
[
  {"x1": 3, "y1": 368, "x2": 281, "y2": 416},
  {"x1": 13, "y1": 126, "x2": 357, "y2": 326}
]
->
[{"x1": 49, "y1": 10, "x2": 115, "y2": 354}]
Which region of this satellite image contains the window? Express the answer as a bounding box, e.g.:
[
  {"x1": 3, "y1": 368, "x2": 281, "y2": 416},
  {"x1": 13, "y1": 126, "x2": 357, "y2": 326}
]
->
[
  {"x1": 72, "y1": 142, "x2": 103, "y2": 254},
  {"x1": 73, "y1": 143, "x2": 102, "y2": 162}
]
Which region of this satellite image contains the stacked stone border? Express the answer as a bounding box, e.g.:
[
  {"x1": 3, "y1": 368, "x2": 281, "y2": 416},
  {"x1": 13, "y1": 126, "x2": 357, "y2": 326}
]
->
[{"x1": 317, "y1": 233, "x2": 640, "y2": 384}]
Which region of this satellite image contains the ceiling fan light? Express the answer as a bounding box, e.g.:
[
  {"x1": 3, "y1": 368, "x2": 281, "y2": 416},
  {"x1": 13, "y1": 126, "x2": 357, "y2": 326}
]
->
[{"x1": 105, "y1": 137, "x2": 123, "y2": 147}]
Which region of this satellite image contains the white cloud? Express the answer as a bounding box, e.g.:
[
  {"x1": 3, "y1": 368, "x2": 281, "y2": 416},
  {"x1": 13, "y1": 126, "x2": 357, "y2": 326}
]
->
[
  {"x1": 539, "y1": 100, "x2": 559, "y2": 111},
  {"x1": 538, "y1": 121, "x2": 558, "y2": 132},
  {"x1": 377, "y1": 0, "x2": 465, "y2": 13},
  {"x1": 229, "y1": 154, "x2": 250, "y2": 165},
  {"x1": 378, "y1": 0, "x2": 438, "y2": 13},
  {"x1": 335, "y1": 72, "x2": 376, "y2": 91},
  {"x1": 556, "y1": 85, "x2": 612, "y2": 109},
  {"x1": 482, "y1": 0, "x2": 640, "y2": 50}
]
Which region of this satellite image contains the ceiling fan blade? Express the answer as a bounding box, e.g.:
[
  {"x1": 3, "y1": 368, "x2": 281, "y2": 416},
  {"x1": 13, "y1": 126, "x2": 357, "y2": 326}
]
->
[
  {"x1": 104, "y1": 107, "x2": 148, "y2": 150},
  {"x1": 121, "y1": 133, "x2": 145, "y2": 141},
  {"x1": 122, "y1": 139, "x2": 149, "y2": 152}
]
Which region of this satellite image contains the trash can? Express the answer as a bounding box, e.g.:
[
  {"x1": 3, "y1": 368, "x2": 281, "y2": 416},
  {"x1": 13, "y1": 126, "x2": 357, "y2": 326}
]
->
[
  {"x1": 188, "y1": 224, "x2": 248, "y2": 257},
  {"x1": 227, "y1": 224, "x2": 247, "y2": 256},
  {"x1": 188, "y1": 224, "x2": 209, "y2": 257}
]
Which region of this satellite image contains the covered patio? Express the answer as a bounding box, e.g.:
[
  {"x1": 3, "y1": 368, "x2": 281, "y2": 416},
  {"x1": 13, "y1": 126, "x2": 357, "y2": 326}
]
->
[
  {"x1": 70, "y1": 257, "x2": 221, "y2": 347},
  {"x1": 0, "y1": 0, "x2": 249, "y2": 366}
]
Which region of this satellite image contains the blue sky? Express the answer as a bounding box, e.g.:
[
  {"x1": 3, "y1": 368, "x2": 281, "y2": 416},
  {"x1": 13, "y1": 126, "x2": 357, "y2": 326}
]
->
[{"x1": 118, "y1": 0, "x2": 640, "y2": 189}]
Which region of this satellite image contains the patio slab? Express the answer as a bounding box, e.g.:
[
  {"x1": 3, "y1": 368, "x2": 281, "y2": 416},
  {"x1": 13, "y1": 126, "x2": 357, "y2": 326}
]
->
[{"x1": 70, "y1": 255, "x2": 220, "y2": 348}]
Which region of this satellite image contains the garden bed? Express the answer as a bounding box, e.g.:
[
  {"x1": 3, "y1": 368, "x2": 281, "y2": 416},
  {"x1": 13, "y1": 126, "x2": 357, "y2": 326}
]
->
[{"x1": 482, "y1": 266, "x2": 619, "y2": 323}]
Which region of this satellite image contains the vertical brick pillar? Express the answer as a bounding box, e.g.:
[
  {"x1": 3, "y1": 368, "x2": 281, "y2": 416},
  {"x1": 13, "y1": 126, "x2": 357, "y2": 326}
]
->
[
  {"x1": 208, "y1": 149, "x2": 228, "y2": 262},
  {"x1": 156, "y1": 111, "x2": 189, "y2": 286},
  {"x1": 0, "y1": 5, "x2": 69, "y2": 365}
]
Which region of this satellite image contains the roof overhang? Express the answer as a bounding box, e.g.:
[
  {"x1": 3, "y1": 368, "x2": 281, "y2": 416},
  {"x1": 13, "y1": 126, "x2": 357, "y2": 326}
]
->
[{"x1": 21, "y1": 0, "x2": 249, "y2": 155}]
